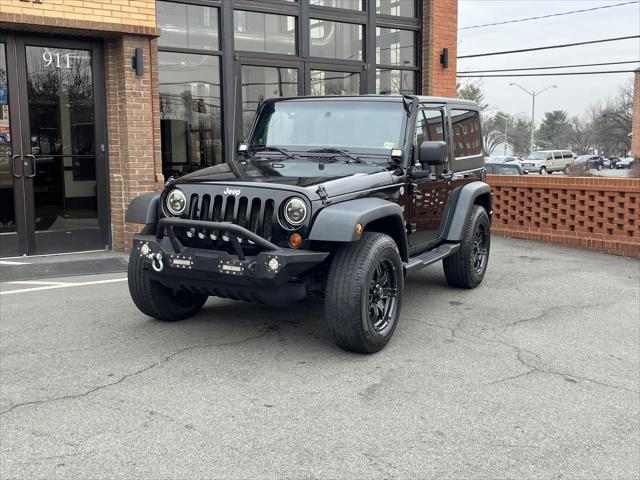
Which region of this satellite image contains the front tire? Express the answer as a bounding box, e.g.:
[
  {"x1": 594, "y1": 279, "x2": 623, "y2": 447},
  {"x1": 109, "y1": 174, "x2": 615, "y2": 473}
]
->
[
  {"x1": 128, "y1": 251, "x2": 207, "y2": 321},
  {"x1": 443, "y1": 205, "x2": 490, "y2": 289},
  {"x1": 325, "y1": 233, "x2": 403, "y2": 354},
  {"x1": 539, "y1": 166, "x2": 547, "y2": 175}
]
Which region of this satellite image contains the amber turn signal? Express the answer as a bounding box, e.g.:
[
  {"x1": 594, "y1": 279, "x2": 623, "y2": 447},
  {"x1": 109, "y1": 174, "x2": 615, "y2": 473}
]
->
[
  {"x1": 289, "y1": 233, "x2": 303, "y2": 249},
  {"x1": 355, "y1": 223, "x2": 363, "y2": 235}
]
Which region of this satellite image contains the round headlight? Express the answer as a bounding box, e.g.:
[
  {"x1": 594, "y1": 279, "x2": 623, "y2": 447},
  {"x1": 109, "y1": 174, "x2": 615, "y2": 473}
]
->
[
  {"x1": 166, "y1": 189, "x2": 186, "y2": 216},
  {"x1": 283, "y1": 197, "x2": 307, "y2": 226}
]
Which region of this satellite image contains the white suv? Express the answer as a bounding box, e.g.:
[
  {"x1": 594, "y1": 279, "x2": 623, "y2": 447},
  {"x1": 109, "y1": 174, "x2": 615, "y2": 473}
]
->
[{"x1": 521, "y1": 150, "x2": 574, "y2": 174}]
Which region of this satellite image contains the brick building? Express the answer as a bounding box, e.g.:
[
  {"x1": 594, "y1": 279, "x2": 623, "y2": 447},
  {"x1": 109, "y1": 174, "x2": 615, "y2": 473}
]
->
[{"x1": 0, "y1": 0, "x2": 457, "y2": 256}]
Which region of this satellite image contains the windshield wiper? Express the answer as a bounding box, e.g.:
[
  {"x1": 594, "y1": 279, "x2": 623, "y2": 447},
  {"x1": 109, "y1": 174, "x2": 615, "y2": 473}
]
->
[
  {"x1": 250, "y1": 145, "x2": 295, "y2": 159},
  {"x1": 306, "y1": 148, "x2": 365, "y2": 164}
]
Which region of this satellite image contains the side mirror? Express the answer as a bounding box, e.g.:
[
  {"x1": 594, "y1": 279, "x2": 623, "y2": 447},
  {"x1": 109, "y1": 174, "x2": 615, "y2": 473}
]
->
[{"x1": 419, "y1": 140, "x2": 448, "y2": 166}]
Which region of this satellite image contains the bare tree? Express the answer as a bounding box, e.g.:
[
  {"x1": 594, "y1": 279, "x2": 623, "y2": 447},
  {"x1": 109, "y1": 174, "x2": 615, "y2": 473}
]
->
[{"x1": 566, "y1": 116, "x2": 594, "y2": 155}]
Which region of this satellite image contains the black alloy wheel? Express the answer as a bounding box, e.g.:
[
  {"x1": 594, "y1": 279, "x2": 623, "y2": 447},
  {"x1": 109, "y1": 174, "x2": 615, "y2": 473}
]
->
[
  {"x1": 471, "y1": 222, "x2": 489, "y2": 274},
  {"x1": 367, "y1": 258, "x2": 399, "y2": 333}
]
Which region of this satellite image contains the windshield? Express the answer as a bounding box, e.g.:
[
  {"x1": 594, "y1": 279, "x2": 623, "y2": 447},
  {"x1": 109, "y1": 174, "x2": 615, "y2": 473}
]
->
[
  {"x1": 526, "y1": 152, "x2": 547, "y2": 160},
  {"x1": 249, "y1": 100, "x2": 405, "y2": 154}
]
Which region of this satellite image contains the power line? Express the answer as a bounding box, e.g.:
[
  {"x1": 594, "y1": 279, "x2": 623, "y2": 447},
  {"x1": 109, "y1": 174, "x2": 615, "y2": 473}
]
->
[
  {"x1": 458, "y1": 35, "x2": 640, "y2": 59},
  {"x1": 457, "y1": 70, "x2": 636, "y2": 78},
  {"x1": 458, "y1": 60, "x2": 640, "y2": 74},
  {"x1": 459, "y1": 1, "x2": 639, "y2": 30}
]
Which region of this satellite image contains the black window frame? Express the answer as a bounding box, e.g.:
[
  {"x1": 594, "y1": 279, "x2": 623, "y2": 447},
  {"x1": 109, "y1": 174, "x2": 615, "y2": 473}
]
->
[{"x1": 157, "y1": 0, "x2": 422, "y2": 174}]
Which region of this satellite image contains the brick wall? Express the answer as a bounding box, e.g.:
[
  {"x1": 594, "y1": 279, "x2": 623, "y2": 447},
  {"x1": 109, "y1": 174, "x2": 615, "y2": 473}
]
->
[
  {"x1": 0, "y1": 0, "x2": 157, "y2": 35},
  {"x1": 422, "y1": 0, "x2": 457, "y2": 98},
  {"x1": 632, "y1": 69, "x2": 640, "y2": 157},
  {"x1": 104, "y1": 35, "x2": 163, "y2": 251},
  {"x1": 487, "y1": 175, "x2": 640, "y2": 258}
]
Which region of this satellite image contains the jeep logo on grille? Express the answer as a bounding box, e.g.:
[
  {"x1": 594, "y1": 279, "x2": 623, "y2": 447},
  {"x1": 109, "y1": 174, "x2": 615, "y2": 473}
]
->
[{"x1": 223, "y1": 187, "x2": 241, "y2": 197}]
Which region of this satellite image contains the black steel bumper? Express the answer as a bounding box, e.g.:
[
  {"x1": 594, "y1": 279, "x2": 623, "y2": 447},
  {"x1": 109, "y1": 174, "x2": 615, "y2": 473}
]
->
[{"x1": 132, "y1": 218, "x2": 329, "y2": 306}]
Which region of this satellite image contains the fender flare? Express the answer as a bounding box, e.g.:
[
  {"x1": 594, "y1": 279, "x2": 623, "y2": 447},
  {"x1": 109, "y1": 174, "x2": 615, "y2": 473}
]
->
[
  {"x1": 445, "y1": 181, "x2": 492, "y2": 241},
  {"x1": 125, "y1": 192, "x2": 160, "y2": 225},
  {"x1": 308, "y1": 198, "x2": 409, "y2": 260}
]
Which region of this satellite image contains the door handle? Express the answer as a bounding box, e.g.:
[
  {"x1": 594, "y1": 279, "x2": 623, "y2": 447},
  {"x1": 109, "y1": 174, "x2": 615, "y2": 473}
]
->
[
  {"x1": 24, "y1": 155, "x2": 37, "y2": 178},
  {"x1": 11, "y1": 154, "x2": 22, "y2": 178}
]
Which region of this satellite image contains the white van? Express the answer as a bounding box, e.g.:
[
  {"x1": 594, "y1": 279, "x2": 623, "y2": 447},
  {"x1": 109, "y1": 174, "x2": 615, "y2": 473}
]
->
[{"x1": 521, "y1": 150, "x2": 574, "y2": 174}]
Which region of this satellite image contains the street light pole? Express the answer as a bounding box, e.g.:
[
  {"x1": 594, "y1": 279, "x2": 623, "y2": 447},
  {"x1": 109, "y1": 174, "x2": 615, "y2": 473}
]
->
[
  {"x1": 509, "y1": 83, "x2": 557, "y2": 153},
  {"x1": 495, "y1": 113, "x2": 509, "y2": 156}
]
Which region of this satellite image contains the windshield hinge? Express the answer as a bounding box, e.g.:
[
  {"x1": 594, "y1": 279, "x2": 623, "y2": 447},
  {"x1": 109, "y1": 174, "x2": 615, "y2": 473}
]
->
[{"x1": 316, "y1": 185, "x2": 331, "y2": 205}]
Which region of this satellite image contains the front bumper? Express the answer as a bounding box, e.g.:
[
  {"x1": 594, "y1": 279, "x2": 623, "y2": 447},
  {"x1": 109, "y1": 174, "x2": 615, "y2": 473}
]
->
[{"x1": 133, "y1": 218, "x2": 329, "y2": 305}]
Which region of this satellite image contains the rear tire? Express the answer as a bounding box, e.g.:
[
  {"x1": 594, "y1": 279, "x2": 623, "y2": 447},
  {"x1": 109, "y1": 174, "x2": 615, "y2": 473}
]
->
[
  {"x1": 325, "y1": 233, "x2": 403, "y2": 354},
  {"x1": 128, "y1": 251, "x2": 207, "y2": 321},
  {"x1": 443, "y1": 205, "x2": 490, "y2": 289}
]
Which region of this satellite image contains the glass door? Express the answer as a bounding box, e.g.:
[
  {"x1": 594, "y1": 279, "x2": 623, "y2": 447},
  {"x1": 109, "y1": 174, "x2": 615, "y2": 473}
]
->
[
  {"x1": 0, "y1": 35, "x2": 27, "y2": 257},
  {"x1": 0, "y1": 35, "x2": 109, "y2": 257}
]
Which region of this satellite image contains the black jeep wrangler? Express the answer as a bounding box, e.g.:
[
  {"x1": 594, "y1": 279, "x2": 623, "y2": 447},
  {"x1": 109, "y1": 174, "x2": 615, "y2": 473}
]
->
[{"x1": 126, "y1": 95, "x2": 491, "y2": 353}]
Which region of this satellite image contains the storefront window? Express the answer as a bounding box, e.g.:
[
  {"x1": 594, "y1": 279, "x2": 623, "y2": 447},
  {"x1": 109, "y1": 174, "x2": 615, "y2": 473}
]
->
[
  {"x1": 241, "y1": 65, "x2": 298, "y2": 136},
  {"x1": 376, "y1": 0, "x2": 415, "y2": 17},
  {"x1": 310, "y1": 0, "x2": 362, "y2": 10},
  {"x1": 376, "y1": 28, "x2": 415, "y2": 67},
  {"x1": 376, "y1": 69, "x2": 415, "y2": 95},
  {"x1": 234, "y1": 11, "x2": 296, "y2": 55},
  {"x1": 157, "y1": 1, "x2": 219, "y2": 51},
  {"x1": 159, "y1": 52, "x2": 222, "y2": 179},
  {"x1": 310, "y1": 70, "x2": 360, "y2": 95},
  {"x1": 309, "y1": 19, "x2": 363, "y2": 61}
]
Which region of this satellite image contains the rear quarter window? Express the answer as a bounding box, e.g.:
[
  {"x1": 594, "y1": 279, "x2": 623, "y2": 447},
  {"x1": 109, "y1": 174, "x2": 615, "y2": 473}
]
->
[{"x1": 451, "y1": 109, "x2": 482, "y2": 158}]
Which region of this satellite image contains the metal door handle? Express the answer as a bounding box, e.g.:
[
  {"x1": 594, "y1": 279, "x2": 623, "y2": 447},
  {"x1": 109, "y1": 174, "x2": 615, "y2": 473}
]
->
[
  {"x1": 24, "y1": 155, "x2": 37, "y2": 178},
  {"x1": 11, "y1": 154, "x2": 22, "y2": 178}
]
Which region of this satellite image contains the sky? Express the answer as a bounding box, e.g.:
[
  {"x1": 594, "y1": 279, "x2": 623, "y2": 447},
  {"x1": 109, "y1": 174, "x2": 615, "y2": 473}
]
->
[{"x1": 457, "y1": 0, "x2": 640, "y2": 124}]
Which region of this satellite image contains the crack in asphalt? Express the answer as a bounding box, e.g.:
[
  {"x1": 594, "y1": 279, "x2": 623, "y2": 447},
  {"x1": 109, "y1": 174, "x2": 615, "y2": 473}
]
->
[
  {"x1": 0, "y1": 332, "x2": 268, "y2": 416},
  {"x1": 503, "y1": 301, "x2": 614, "y2": 328},
  {"x1": 476, "y1": 336, "x2": 639, "y2": 394},
  {"x1": 513, "y1": 349, "x2": 640, "y2": 394},
  {"x1": 411, "y1": 314, "x2": 639, "y2": 395}
]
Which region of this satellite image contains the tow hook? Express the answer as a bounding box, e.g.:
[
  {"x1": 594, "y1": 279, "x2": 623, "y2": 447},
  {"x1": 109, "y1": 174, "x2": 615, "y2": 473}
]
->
[{"x1": 151, "y1": 252, "x2": 164, "y2": 272}]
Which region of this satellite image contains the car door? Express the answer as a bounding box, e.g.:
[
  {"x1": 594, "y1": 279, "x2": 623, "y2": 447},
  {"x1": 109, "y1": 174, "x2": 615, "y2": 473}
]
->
[
  {"x1": 406, "y1": 106, "x2": 450, "y2": 249},
  {"x1": 552, "y1": 151, "x2": 563, "y2": 171}
]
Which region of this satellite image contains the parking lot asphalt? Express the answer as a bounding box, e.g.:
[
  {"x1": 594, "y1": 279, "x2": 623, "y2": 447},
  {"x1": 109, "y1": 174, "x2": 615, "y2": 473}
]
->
[{"x1": 1, "y1": 237, "x2": 638, "y2": 479}]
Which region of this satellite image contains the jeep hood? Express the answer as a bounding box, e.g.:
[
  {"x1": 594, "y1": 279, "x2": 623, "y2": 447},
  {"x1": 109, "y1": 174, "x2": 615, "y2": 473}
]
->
[{"x1": 169, "y1": 161, "x2": 396, "y2": 200}]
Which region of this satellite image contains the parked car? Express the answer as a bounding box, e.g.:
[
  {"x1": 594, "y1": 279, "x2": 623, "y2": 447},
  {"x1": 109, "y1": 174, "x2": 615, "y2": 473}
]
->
[
  {"x1": 485, "y1": 161, "x2": 523, "y2": 175},
  {"x1": 521, "y1": 149, "x2": 574, "y2": 174},
  {"x1": 488, "y1": 155, "x2": 519, "y2": 164},
  {"x1": 125, "y1": 95, "x2": 492, "y2": 354},
  {"x1": 574, "y1": 155, "x2": 604, "y2": 170},
  {"x1": 605, "y1": 157, "x2": 618, "y2": 168},
  {"x1": 615, "y1": 157, "x2": 635, "y2": 169}
]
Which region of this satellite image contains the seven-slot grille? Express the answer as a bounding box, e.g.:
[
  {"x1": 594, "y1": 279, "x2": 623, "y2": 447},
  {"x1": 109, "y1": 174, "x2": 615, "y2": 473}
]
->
[{"x1": 185, "y1": 193, "x2": 276, "y2": 241}]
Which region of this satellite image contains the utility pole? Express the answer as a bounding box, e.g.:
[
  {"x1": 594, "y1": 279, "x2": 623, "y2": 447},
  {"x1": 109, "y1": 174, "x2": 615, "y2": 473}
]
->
[{"x1": 509, "y1": 83, "x2": 557, "y2": 153}]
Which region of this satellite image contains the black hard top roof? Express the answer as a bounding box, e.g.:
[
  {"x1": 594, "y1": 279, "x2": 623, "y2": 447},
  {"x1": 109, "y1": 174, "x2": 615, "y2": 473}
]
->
[{"x1": 264, "y1": 94, "x2": 480, "y2": 109}]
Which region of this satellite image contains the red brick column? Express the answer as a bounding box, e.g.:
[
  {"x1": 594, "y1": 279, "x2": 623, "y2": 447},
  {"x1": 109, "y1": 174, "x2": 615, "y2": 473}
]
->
[
  {"x1": 632, "y1": 68, "x2": 640, "y2": 157},
  {"x1": 104, "y1": 35, "x2": 163, "y2": 251},
  {"x1": 422, "y1": 0, "x2": 458, "y2": 97}
]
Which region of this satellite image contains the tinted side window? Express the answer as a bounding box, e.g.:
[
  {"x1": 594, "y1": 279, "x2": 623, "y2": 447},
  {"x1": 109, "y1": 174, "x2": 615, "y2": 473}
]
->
[
  {"x1": 553, "y1": 151, "x2": 562, "y2": 159},
  {"x1": 451, "y1": 109, "x2": 481, "y2": 158},
  {"x1": 563, "y1": 151, "x2": 573, "y2": 158},
  {"x1": 414, "y1": 108, "x2": 445, "y2": 160}
]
